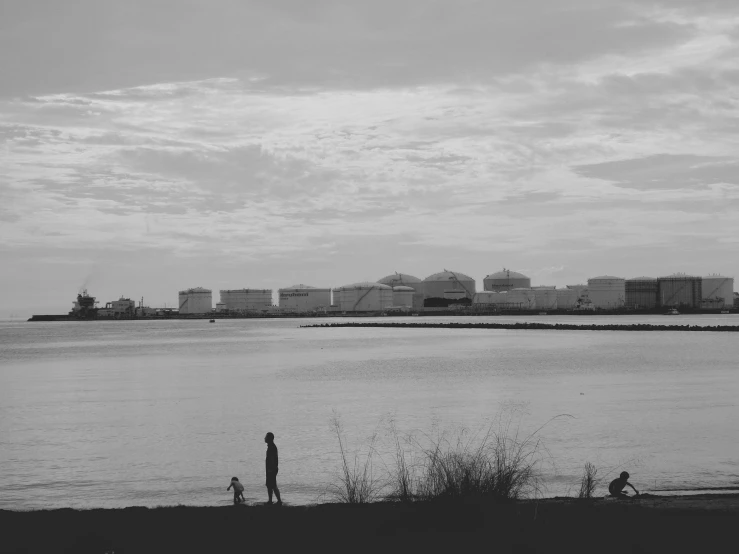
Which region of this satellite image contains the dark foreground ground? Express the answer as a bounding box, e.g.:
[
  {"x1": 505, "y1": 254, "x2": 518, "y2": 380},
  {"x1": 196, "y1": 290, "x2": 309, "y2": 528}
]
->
[{"x1": 2, "y1": 494, "x2": 737, "y2": 554}]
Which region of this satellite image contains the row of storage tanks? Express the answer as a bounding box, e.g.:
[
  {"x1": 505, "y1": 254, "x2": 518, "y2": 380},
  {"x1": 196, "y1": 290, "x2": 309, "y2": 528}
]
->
[{"x1": 178, "y1": 271, "x2": 735, "y2": 313}]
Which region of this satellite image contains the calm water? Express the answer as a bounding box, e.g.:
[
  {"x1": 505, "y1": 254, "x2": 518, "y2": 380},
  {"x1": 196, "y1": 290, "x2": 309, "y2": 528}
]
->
[{"x1": 1, "y1": 315, "x2": 738, "y2": 509}]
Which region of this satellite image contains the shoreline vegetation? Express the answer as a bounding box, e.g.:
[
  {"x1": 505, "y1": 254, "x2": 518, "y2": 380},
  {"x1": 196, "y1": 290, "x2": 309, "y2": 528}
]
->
[{"x1": 302, "y1": 321, "x2": 739, "y2": 331}]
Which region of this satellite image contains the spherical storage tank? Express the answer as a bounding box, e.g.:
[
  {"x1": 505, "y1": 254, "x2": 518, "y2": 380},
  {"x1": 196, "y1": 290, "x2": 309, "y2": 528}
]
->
[
  {"x1": 625, "y1": 277, "x2": 658, "y2": 309},
  {"x1": 587, "y1": 276, "x2": 625, "y2": 309},
  {"x1": 532, "y1": 286, "x2": 557, "y2": 310},
  {"x1": 392, "y1": 286, "x2": 415, "y2": 308},
  {"x1": 701, "y1": 275, "x2": 734, "y2": 308},
  {"x1": 423, "y1": 270, "x2": 476, "y2": 307},
  {"x1": 278, "y1": 284, "x2": 331, "y2": 312},
  {"x1": 377, "y1": 273, "x2": 424, "y2": 309},
  {"x1": 483, "y1": 269, "x2": 531, "y2": 292},
  {"x1": 220, "y1": 289, "x2": 272, "y2": 311},
  {"x1": 179, "y1": 287, "x2": 212, "y2": 314},
  {"x1": 333, "y1": 282, "x2": 393, "y2": 312}
]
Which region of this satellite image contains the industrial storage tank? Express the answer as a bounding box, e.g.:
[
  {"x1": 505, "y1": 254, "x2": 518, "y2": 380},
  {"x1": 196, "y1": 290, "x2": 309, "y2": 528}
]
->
[
  {"x1": 423, "y1": 270, "x2": 476, "y2": 307},
  {"x1": 278, "y1": 284, "x2": 331, "y2": 312},
  {"x1": 506, "y1": 288, "x2": 536, "y2": 310},
  {"x1": 701, "y1": 275, "x2": 734, "y2": 308},
  {"x1": 556, "y1": 289, "x2": 578, "y2": 310},
  {"x1": 587, "y1": 276, "x2": 625, "y2": 309},
  {"x1": 392, "y1": 286, "x2": 415, "y2": 308},
  {"x1": 377, "y1": 273, "x2": 424, "y2": 309},
  {"x1": 472, "y1": 291, "x2": 505, "y2": 309},
  {"x1": 178, "y1": 287, "x2": 212, "y2": 314},
  {"x1": 220, "y1": 289, "x2": 273, "y2": 311},
  {"x1": 532, "y1": 287, "x2": 557, "y2": 310},
  {"x1": 333, "y1": 282, "x2": 393, "y2": 312},
  {"x1": 657, "y1": 274, "x2": 702, "y2": 308},
  {"x1": 483, "y1": 269, "x2": 531, "y2": 292},
  {"x1": 625, "y1": 277, "x2": 658, "y2": 310}
]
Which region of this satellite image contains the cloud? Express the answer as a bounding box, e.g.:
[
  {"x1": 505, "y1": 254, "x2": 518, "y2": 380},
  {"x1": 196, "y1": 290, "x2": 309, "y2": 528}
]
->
[
  {"x1": 0, "y1": 0, "x2": 701, "y2": 96},
  {"x1": 572, "y1": 155, "x2": 739, "y2": 190}
]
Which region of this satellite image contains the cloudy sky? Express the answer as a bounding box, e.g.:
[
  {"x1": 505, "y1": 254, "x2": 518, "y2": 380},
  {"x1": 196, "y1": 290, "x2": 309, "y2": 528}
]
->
[{"x1": 2, "y1": 0, "x2": 738, "y2": 316}]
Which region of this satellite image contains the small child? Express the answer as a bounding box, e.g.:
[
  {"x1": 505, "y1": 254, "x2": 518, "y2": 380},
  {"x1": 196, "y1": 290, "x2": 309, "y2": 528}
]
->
[
  {"x1": 608, "y1": 471, "x2": 639, "y2": 499},
  {"x1": 227, "y1": 476, "x2": 245, "y2": 504}
]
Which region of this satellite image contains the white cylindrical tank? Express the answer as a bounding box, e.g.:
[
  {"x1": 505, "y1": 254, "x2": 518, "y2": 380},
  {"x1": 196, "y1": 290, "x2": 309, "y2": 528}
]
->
[
  {"x1": 532, "y1": 287, "x2": 557, "y2": 310},
  {"x1": 220, "y1": 289, "x2": 273, "y2": 311},
  {"x1": 556, "y1": 288, "x2": 577, "y2": 310},
  {"x1": 701, "y1": 275, "x2": 734, "y2": 308},
  {"x1": 278, "y1": 284, "x2": 331, "y2": 312},
  {"x1": 483, "y1": 269, "x2": 531, "y2": 292},
  {"x1": 392, "y1": 286, "x2": 415, "y2": 307},
  {"x1": 506, "y1": 288, "x2": 536, "y2": 310},
  {"x1": 472, "y1": 291, "x2": 507, "y2": 309},
  {"x1": 333, "y1": 282, "x2": 393, "y2": 312},
  {"x1": 377, "y1": 273, "x2": 424, "y2": 309},
  {"x1": 587, "y1": 276, "x2": 625, "y2": 309},
  {"x1": 178, "y1": 287, "x2": 212, "y2": 314},
  {"x1": 473, "y1": 291, "x2": 497, "y2": 305},
  {"x1": 423, "y1": 270, "x2": 476, "y2": 304}
]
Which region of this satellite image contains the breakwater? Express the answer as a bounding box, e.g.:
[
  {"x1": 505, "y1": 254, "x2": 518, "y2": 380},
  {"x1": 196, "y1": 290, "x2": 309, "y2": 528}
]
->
[{"x1": 302, "y1": 322, "x2": 739, "y2": 332}]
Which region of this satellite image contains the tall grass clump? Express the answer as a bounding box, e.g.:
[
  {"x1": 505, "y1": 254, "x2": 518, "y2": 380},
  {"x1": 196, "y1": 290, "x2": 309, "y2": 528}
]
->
[
  {"x1": 577, "y1": 462, "x2": 599, "y2": 499},
  {"x1": 386, "y1": 412, "x2": 570, "y2": 503},
  {"x1": 326, "y1": 412, "x2": 383, "y2": 504}
]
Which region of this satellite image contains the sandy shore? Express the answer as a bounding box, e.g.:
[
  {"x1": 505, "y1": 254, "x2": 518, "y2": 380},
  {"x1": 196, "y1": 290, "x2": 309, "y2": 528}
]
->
[{"x1": 1, "y1": 494, "x2": 737, "y2": 554}]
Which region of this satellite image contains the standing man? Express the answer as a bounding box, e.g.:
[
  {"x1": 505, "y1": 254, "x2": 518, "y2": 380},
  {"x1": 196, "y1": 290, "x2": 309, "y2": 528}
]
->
[{"x1": 265, "y1": 432, "x2": 282, "y2": 505}]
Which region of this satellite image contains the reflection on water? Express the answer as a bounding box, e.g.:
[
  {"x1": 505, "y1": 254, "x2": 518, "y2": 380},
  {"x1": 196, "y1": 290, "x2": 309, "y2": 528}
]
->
[{"x1": 1, "y1": 315, "x2": 738, "y2": 509}]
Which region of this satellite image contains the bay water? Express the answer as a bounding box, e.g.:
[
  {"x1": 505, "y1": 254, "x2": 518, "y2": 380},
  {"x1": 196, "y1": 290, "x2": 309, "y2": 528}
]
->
[{"x1": 1, "y1": 315, "x2": 737, "y2": 509}]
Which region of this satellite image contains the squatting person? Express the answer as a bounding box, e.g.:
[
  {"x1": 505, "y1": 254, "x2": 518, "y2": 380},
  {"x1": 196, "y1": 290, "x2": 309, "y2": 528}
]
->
[
  {"x1": 608, "y1": 471, "x2": 639, "y2": 499},
  {"x1": 227, "y1": 476, "x2": 245, "y2": 504}
]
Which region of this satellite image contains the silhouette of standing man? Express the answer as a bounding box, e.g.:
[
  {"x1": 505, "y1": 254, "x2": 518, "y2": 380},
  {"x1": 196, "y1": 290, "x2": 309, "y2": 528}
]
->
[{"x1": 265, "y1": 432, "x2": 282, "y2": 505}]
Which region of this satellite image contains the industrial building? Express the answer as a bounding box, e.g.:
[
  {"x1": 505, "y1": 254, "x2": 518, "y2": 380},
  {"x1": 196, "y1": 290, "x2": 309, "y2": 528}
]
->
[
  {"x1": 333, "y1": 282, "x2": 394, "y2": 312},
  {"x1": 97, "y1": 297, "x2": 136, "y2": 318},
  {"x1": 377, "y1": 273, "x2": 424, "y2": 309},
  {"x1": 701, "y1": 275, "x2": 734, "y2": 309},
  {"x1": 587, "y1": 276, "x2": 625, "y2": 309},
  {"x1": 423, "y1": 270, "x2": 476, "y2": 307},
  {"x1": 625, "y1": 277, "x2": 658, "y2": 310},
  {"x1": 219, "y1": 289, "x2": 272, "y2": 312},
  {"x1": 179, "y1": 287, "x2": 212, "y2": 314},
  {"x1": 483, "y1": 270, "x2": 531, "y2": 291},
  {"x1": 657, "y1": 274, "x2": 702, "y2": 308},
  {"x1": 278, "y1": 284, "x2": 331, "y2": 312}
]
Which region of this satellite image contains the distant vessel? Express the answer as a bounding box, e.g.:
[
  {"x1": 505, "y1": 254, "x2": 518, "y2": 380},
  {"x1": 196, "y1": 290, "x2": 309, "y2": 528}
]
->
[
  {"x1": 664, "y1": 308, "x2": 680, "y2": 315},
  {"x1": 71, "y1": 290, "x2": 98, "y2": 318}
]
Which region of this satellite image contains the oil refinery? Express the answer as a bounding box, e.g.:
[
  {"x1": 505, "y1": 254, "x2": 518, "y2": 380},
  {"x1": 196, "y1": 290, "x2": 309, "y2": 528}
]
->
[{"x1": 27, "y1": 268, "x2": 737, "y2": 321}]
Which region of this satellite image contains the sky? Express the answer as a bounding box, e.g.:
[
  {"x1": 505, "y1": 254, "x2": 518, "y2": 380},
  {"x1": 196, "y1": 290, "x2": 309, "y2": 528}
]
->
[{"x1": 2, "y1": 0, "x2": 738, "y2": 316}]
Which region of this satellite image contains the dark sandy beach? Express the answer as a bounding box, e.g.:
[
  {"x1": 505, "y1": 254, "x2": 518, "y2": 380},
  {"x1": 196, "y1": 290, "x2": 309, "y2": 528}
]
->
[{"x1": 2, "y1": 494, "x2": 737, "y2": 554}]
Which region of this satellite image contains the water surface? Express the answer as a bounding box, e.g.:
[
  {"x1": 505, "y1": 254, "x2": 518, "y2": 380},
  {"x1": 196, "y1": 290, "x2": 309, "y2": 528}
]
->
[{"x1": 1, "y1": 315, "x2": 737, "y2": 508}]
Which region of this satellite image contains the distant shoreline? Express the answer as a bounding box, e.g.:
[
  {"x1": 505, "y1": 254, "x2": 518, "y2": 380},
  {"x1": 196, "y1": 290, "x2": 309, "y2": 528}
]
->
[{"x1": 302, "y1": 321, "x2": 739, "y2": 332}]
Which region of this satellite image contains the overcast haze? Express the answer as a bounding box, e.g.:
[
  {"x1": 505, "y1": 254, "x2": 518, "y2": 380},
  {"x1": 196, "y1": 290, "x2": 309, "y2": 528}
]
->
[{"x1": 2, "y1": 0, "x2": 738, "y2": 316}]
